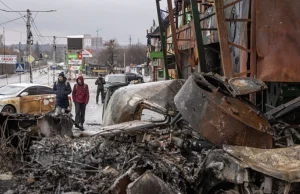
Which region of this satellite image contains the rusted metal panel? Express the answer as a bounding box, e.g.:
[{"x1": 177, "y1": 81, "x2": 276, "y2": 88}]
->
[
  {"x1": 228, "y1": 77, "x2": 267, "y2": 96},
  {"x1": 215, "y1": 0, "x2": 233, "y2": 78},
  {"x1": 174, "y1": 74, "x2": 273, "y2": 148},
  {"x1": 256, "y1": 0, "x2": 300, "y2": 82},
  {"x1": 177, "y1": 23, "x2": 195, "y2": 50},
  {"x1": 250, "y1": 0, "x2": 257, "y2": 78},
  {"x1": 167, "y1": 0, "x2": 182, "y2": 76},
  {"x1": 20, "y1": 95, "x2": 41, "y2": 114},
  {"x1": 224, "y1": 145, "x2": 300, "y2": 182},
  {"x1": 40, "y1": 95, "x2": 56, "y2": 113}
]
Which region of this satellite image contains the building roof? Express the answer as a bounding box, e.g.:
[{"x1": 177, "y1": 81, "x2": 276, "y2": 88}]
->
[{"x1": 67, "y1": 35, "x2": 84, "y2": 38}]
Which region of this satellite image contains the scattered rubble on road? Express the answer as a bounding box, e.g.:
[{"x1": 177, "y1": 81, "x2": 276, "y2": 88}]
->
[{"x1": 1, "y1": 73, "x2": 300, "y2": 193}]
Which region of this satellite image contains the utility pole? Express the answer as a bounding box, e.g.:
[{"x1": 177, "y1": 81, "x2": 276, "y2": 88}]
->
[
  {"x1": 129, "y1": 35, "x2": 131, "y2": 47},
  {"x1": 19, "y1": 42, "x2": 21, "y2": 83},
  {"x1": 0, "y1": 8, "x2": 56, "y2": 83},
  {"x1": 2, "y1": 27, "x2": 4, "y2": 76},
  {"x1": 26, "y1": 9, "x2": 33, "y2": 83},
  {"x1": 53, "y1": 36, "x2": 56, "y2": 84},
  {"x1": 124, "y1": 52, "x2": 126, "y2": 71}
]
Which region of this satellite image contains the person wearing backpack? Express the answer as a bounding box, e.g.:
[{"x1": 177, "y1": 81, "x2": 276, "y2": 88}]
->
[
  {"x1": 53, "y1": 72, "x2": 72, "y2": 115},
  {"x1": 72, "y1": 75, "x2": 89, "y2": 129}
]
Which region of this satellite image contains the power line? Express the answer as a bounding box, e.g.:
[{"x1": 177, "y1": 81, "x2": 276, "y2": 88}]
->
[
  {"x1": 0, "y1": 8, "x2": 56, "y2": 13},
  {"x1": 31, "y1": 19, "x2": 46, "y2": 44},
  {"x1": 31, "y1": 24, "x2": 44, "y2": 44},
  {"x1": 0, "y1": 15, "x2": 25, "y2": 25},
  {"x1": 33, "y1": 12, "x2": 38, "y2": 20},
  {"x1": 0, "y1": 1, "x2": 27, "y2": 24},
  {"x1": 0, "y1": 11, "x2": 24, "y2": 25},
  {"x1": 0, "y1": 25, "x2": 24, "y2": 33}
]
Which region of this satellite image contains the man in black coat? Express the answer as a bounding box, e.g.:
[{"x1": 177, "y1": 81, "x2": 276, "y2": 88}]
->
[
  {"x1": 53, "y1": 72, "x2": 72, "y2": 114},
  {"x1": 95, "y1": 73, "x2": 106, "y2": 104}
]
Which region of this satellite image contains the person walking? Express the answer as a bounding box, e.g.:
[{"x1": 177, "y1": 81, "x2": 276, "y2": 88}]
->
[
  {"x1": 95, "y1": 73, "x2": 106, "y2": 104},
  {"x1": 53, "y1": 72, "x2": 72, "y2": 115},
  {"x1": 72, "y1": 75, "x2": 89, "y2": 129}
]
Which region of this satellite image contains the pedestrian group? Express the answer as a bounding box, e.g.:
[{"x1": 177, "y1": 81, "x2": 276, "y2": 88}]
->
[{"x1": 53, "y1": 72, "x2": 106, "y2": 131}]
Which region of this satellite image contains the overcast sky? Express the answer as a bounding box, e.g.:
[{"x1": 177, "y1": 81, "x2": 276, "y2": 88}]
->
[{"x1": 0, "y1": 0, "x2": 168, "y2": 45}]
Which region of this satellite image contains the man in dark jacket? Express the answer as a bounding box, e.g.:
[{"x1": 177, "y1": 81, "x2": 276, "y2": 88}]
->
[
  {"x1": 95, "y1": 73, "x2": 106, "y2": 104},
  {"x1": 53, "y1": 72, "x2": 72, "y2": 115},
  {"x1": 72, "y1": 76, "x2": 89, "y2": 129}
]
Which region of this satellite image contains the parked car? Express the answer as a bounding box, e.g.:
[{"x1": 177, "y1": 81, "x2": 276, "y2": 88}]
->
[
  {"x1": 125, "y1": 72, "x2": 143, "y2": 83},
  {"x1": 0, "y1": 83, "x2": 72, "y2": 114},
  {"x1": 104, "y1": 74, "x2": 129, "y2": 95}
]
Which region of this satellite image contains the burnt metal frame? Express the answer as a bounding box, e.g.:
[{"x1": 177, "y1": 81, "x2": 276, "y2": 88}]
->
[
  {"x1": 156, "y1": 0, "x2": 170, "y2": 80},
  {"x1": 190, "y1": 0, "x2": 207, "y2": 73},
  {"x1": 167, "y1": 0, "x2": 183, "y2": 79},
  {"x1": 159, "y1": 0, "x2": 257, "y2": 80}
]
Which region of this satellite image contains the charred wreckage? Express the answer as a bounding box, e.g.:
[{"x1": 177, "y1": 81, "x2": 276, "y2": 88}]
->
[{"x1": 0, "y1": 73, "x2": 300, "y2": 194}]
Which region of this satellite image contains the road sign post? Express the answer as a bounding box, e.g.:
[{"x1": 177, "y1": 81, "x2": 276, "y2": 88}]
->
[
  {"x1": 52, "y1": 64, "x2": 56, "y2": 84},
  {"x1": 15, "y1": 63, "x2": 25, "y2": 83}
]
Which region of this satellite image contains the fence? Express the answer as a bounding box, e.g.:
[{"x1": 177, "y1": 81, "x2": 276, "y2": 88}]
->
[{"x1": 0, "y1": 64, "x2": 15, "y2": 75}]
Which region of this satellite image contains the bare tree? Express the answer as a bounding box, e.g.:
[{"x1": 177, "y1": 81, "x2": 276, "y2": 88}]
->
[
  {"x1": 93, "y1": 40, "x2": 147, "y2": 74},
  {"x1": 125, "y1": 44, "x2": 147, "y2": 65}
]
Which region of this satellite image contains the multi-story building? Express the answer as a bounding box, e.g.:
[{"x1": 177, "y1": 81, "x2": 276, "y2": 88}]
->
[{"x1": 91, "y1": 37, "x2": 103, "y2": 50}]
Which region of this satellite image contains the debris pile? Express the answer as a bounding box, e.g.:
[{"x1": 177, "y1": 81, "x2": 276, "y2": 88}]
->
[
  {"x1": 1, "y1": 74, "x2": 300, "y2": 193},
  {"x1": 6, "y1": 126, "x2": 213, "y2": 193}
]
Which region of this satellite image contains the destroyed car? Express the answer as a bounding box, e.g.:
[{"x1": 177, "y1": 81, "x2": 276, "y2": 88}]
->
[
  {"x1": 0, "y1": 83, "x2": 72, "y2": 114},
  {"x1": 102, "y1": 79, "x2": 184, "y2": 126}
]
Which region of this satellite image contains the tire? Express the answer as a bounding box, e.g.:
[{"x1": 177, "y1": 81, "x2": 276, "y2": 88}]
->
[
  {"x1": 1, "y1": 105, "x2": 16, "y2": 114},
  {"x1": 138, "y1": 78, "x2": 142, "y2": 83}
]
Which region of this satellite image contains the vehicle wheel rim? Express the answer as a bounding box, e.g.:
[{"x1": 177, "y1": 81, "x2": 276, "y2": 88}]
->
[{"x1": 3, "y1": 107, "x2": 14, "y2": 113}]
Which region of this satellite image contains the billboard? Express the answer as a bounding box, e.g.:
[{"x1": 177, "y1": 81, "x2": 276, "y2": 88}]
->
[
  {"x1": 67, "y1": 38, "x2": 83, "y2": 50},
  {"x1": 0, "y1": 55, "x2": 17, "y2": 64}
]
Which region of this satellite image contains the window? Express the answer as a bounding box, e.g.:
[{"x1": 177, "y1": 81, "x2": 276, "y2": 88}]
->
[
  {"x1": 0, "y1": 85, "x2": 25, "y2": 95},
  {"x1": 141, "y1": 109, "x2": 166, "y2": 122},
  {"x1": 23, "y1": 87, "x2": 38, "y2": 96},
  {"x1": 37, "y1": 86, "x2": 55, "y2": 95}
]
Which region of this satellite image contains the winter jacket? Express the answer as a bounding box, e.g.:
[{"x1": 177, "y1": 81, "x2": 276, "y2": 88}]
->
[
  {"x1": 95, "y1": 78, "x2": 106, "y2": 90},
  {"x1": 53, "y1": 77, "x2": 72, "y2": 109},
  {"x1": 72, "y1": 76, "x2": 90, "y2": 104}
]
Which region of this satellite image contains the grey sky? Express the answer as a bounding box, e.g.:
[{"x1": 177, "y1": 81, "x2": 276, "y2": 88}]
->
[{"x1": 0, "y1": 0, "x2": 168, "y2": 45}]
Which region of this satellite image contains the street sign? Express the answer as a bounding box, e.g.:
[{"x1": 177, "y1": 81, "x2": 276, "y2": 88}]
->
[
  {"x1": 0, "y1": 55, "x2": 17, "y2": 64},
  {"x1": 68, "y1": 53, "x2": 78, "y2": 59},
  {"x1": 52, "y1": 64, "x2": 57, "y2": 70},
  {"x1": 15, "y1": 63, "x2": 25, "y2": 73},
  {"x1": 70, "y1": 65, "x2": 81, "y2": 71},
  {"x1": 68, "y1": 59, "x2": 82, "y2": 65},
  {"x1": 82, "y1": 49, "x2": 92, "y2": 58},
  {"x1": 27, "y1": 55, "x2": 35, "y2": 64}
]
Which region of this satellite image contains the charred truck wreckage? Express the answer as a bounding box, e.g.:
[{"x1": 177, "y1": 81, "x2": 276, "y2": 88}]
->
[{"x1": 1, "y1": 73, "x2": 300, "y2": 194}]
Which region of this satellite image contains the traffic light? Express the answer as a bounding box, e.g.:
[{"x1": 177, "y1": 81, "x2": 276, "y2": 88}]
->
[{"x1": 77, "y1": 52, "x2": 82, "y2": 59}]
